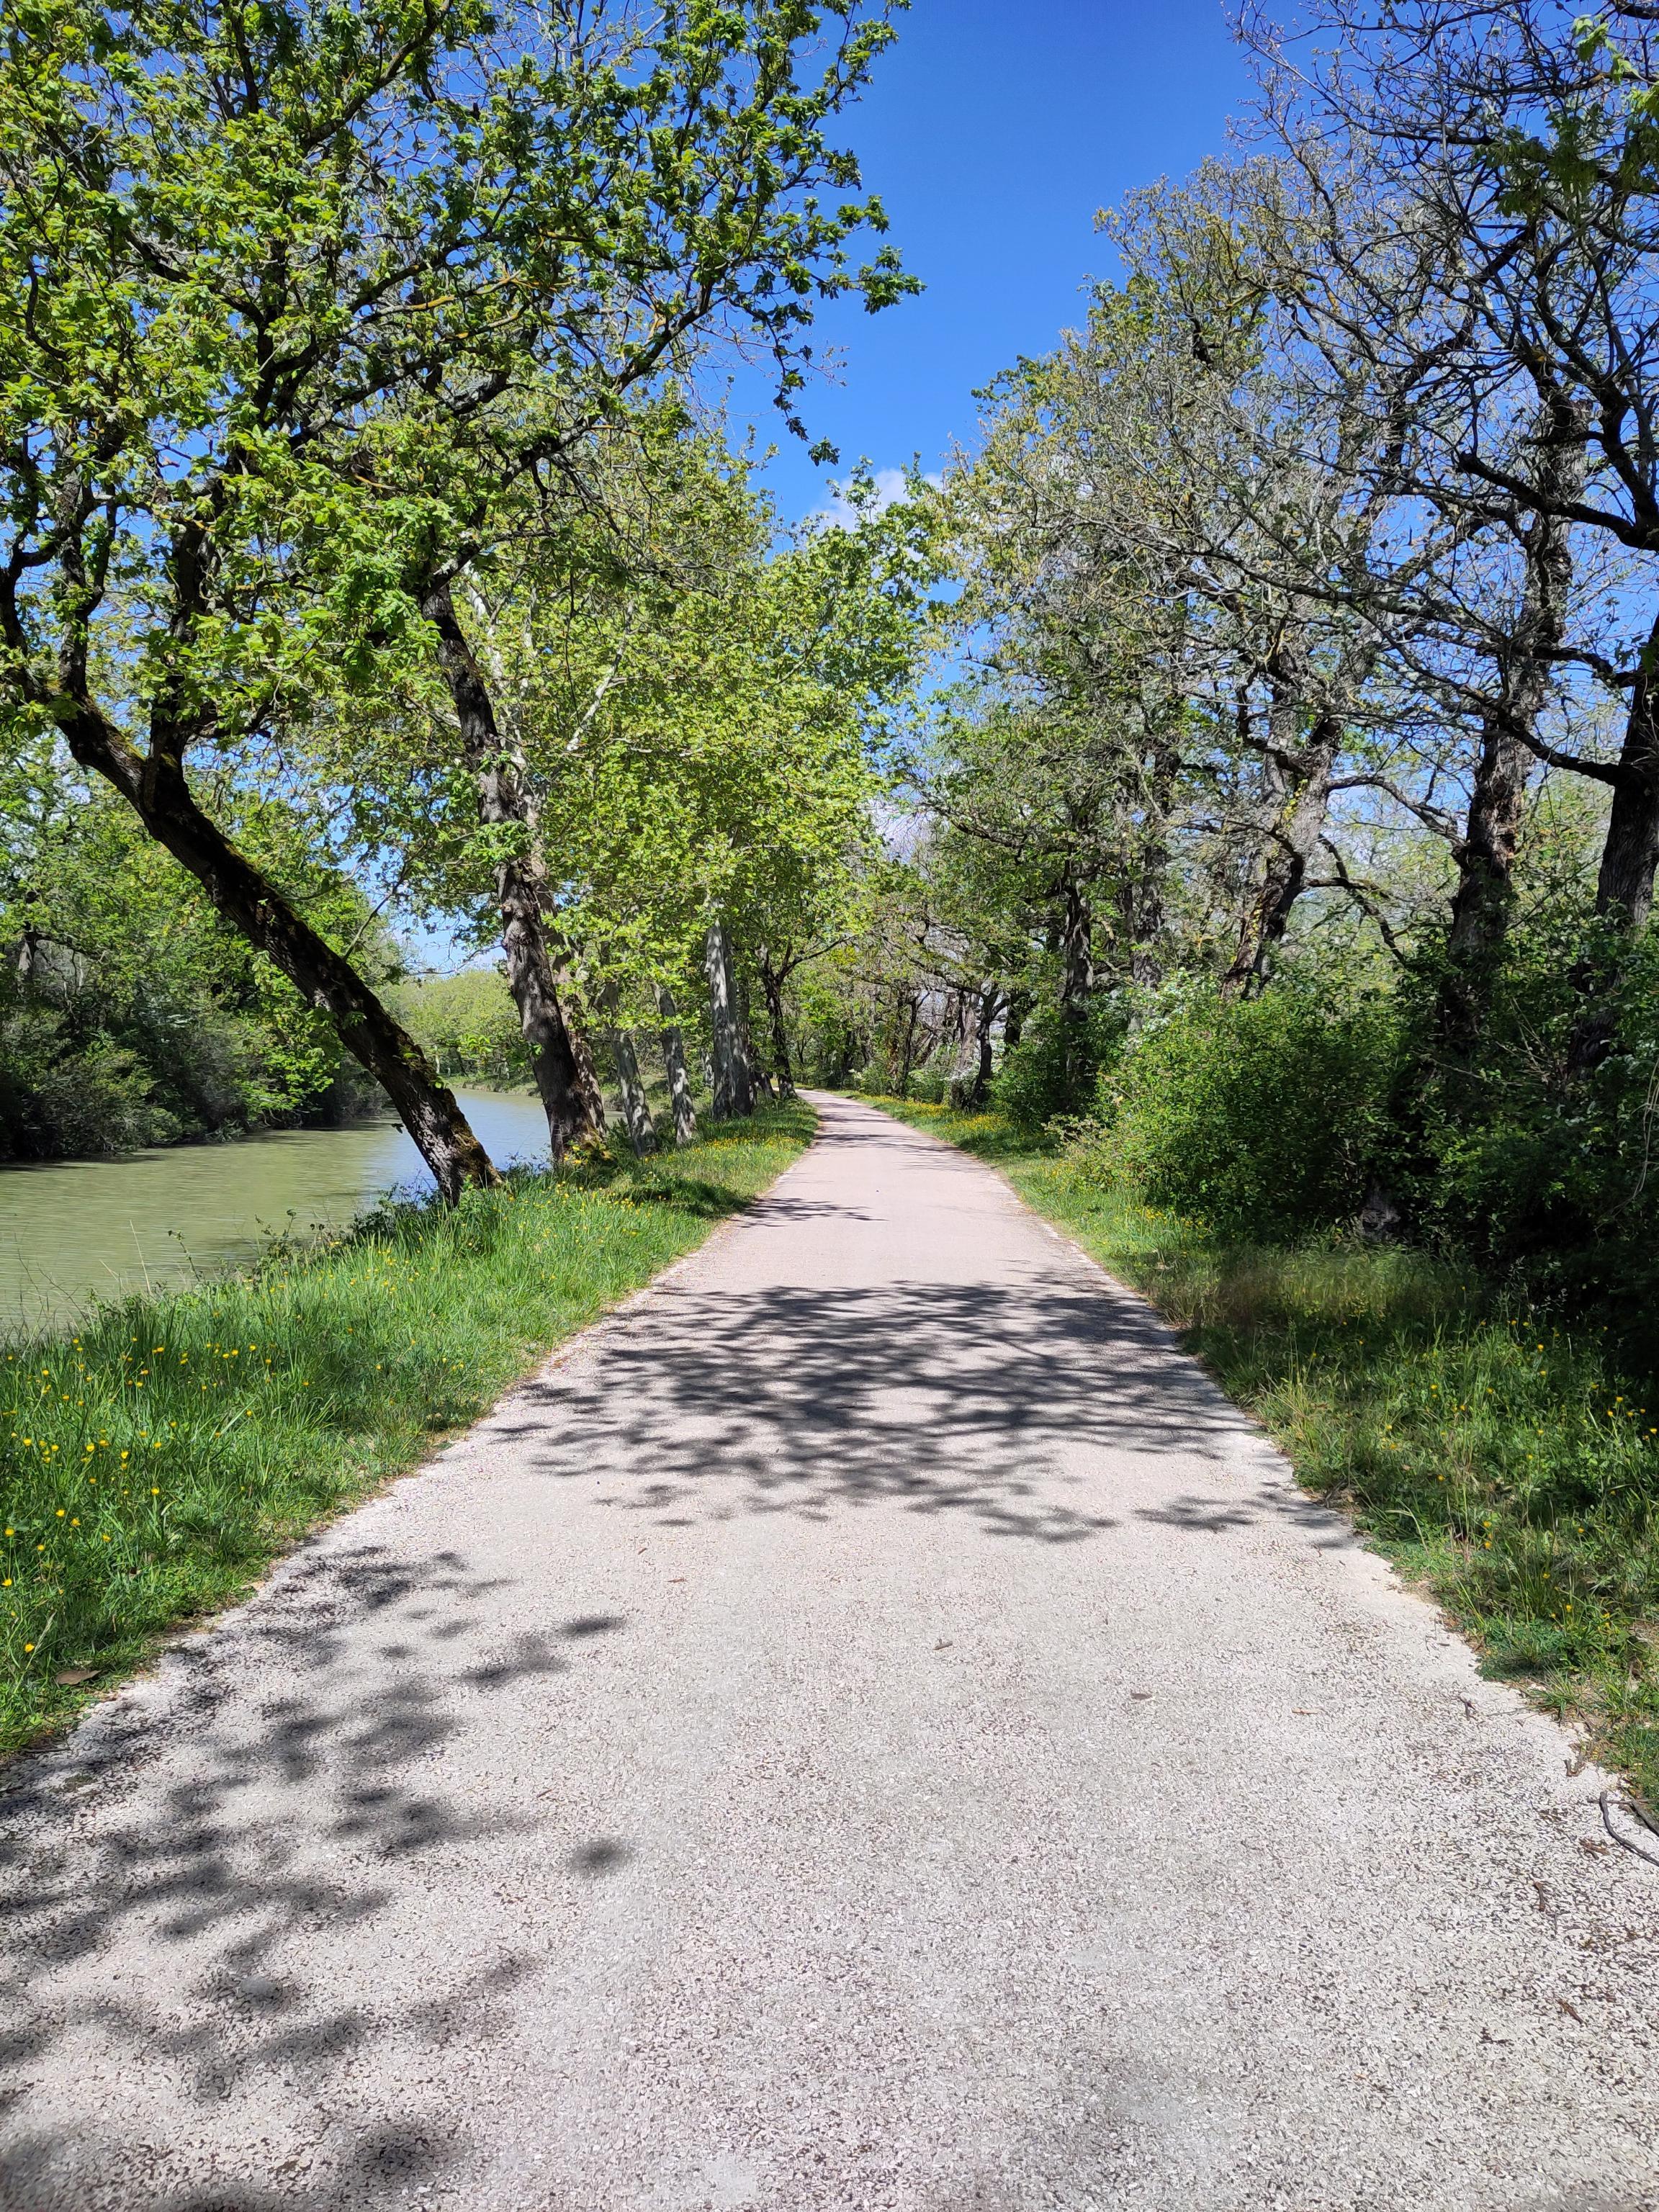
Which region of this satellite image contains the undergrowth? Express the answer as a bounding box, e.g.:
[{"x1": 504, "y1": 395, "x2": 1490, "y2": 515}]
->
[
  {"x1": 871, "y1": 1095, "x2": 1659, "y2": 1808},
  {"x1": 0, "y1": 1104, "x2": 813, "y2": 1755}
]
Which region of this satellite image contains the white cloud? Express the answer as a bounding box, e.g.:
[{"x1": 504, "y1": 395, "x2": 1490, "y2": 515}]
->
[{"x1": 806, "y1": 465, "x2": 942, "y2": 533}]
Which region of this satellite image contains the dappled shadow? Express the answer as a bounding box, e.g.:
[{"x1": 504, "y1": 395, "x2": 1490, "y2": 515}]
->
[
  {"x1": 1130, "y1": 1488, "x2": 1354, "y2": 1551},
  {"x1": 0, "y1": 2121, "x2": 472, "y2": 2212},
  {"x1": 0, "y1": 1539, "x2": 631, "y2": 2209},
  {"x1": 0, "y1": 1094, "x2": 1346, "y2": 2208},
  {"x1": 495, "y1": 1275, "x2": 1269, "y2": 1547},
  {"x1": 1134, "y1": 1496, "x2": 1262, "y2": 1535},
  {"x1": 740, "y1": 1192, "x2": 876, "y2": 1225}
]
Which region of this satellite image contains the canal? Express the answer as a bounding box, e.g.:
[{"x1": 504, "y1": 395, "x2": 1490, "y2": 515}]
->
[{"x1": 0, "y1": 1089, "x2": 553, "y2": 1336}]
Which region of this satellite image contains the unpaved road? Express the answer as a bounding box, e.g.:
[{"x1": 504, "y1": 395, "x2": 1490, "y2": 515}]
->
[{"x1": 2, "y1": 1092, "x2": 1656, "y2": 2211}]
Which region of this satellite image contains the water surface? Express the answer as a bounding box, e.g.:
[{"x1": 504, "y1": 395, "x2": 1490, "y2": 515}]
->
[{"x1": 0, "y1": 1089, "x2": 552, "y2": 1336}]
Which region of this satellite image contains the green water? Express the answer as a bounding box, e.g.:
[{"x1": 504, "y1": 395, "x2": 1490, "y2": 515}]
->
[{"x1": 0, "y1": 1089, "x2": 553, "y2": 1336}]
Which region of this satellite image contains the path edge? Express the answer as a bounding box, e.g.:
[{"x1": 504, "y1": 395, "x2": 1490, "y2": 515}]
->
[
  {"x1": 855, "y1": 1095, "x2": 1649, "y2": 1857},
  {"x1": 0, "y1": 1107, "x2": 825, "y2": 1786}
]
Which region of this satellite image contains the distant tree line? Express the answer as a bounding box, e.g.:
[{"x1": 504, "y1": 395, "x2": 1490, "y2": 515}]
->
[{"x1": 0, "y1": 752, "x2": 387, "y2": 1159}]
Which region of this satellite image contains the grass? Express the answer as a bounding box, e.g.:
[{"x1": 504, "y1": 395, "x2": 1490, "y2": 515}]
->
[
  {"x1": 0, "y1": 1103, "x2": 813, "y2": 1756},
  {"x1": 870, "y1": 1094, "x2": 1659, "y2": 1808}
]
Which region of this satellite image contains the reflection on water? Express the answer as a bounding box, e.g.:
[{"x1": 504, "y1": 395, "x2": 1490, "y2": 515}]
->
[{"x1": 0, "y1": 1090, "x2": 552, "y2": 1336}]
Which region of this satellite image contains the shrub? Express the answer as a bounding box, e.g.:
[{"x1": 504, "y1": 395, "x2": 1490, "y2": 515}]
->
[
  {"x1": 1090, "y1": 986, "x2": 1400, "y2": 1239},
  {"x1": 992, "y1": 998, "x2": 1127, "y2": 1133},
  {"x1": 1394, "y1": 917, "x2": 1659, "y2": 1364}
]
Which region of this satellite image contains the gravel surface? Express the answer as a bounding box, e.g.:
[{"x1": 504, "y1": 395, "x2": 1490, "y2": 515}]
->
[{"x1": 2, "y1": 1091, "x2": 1657, "y2": 2211}]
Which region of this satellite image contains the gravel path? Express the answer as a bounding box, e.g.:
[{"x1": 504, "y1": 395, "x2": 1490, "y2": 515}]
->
[{"x1": 2, "y1": 1092, "x2": 1657, "y2": 2211}]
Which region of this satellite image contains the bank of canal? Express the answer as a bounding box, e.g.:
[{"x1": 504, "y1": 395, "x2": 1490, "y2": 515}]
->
[{"x1": 0, "y1": 1089, "x2": 553, "y2": 1334}]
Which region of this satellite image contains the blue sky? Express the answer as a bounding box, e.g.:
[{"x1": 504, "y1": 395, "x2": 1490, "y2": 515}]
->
[{"x1": 724, "y1": 0, "x2": 1254, "y2": 523}]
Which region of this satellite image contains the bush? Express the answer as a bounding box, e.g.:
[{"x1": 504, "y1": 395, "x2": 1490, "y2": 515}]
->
[
  {"x1": 0, "y1": 782, "x2": 403, "y2": 1162},
  {"x1": 0, "y1": 1005, "x2": 180, "y2": 1156},
  {"x1": 1406, "y1": 917, "x2": 1659, "y2": 1256},
  {"x1": 992, "y1": 999, "x2": 1126, "y2": 1133},
  {"x1": 392, "y1": 968, "x2": 531, "y2": 1087},
  {"x1": 992, "y1": 1022, "x2": 1072, "y2": 1130},
  {"x1": 1391, "y1": 917, "x2": 1659, "y2": 1364},
  {"x1": 1088, "y1": 986, "x2": 1400, "y2": 1239}
]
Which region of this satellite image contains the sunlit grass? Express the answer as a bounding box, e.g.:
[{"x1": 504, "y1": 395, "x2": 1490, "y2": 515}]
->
[
  {"x1": 0, "y1": 1104, "x2": 814, "y2": 1755},
  {"x1": 876, "y1": 1094, "x2": 1659, "y2": 1807}
]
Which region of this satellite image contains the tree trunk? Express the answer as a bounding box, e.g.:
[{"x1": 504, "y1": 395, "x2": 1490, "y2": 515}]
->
[
  {"x1": 1567, "y1": 605, "x2": 1659, "y2": 1071},
  {"x1": 60, "y1": 708, "x2": 496, "y2": 1202},
  {"x1": 1128, "y1": 735, "x2": 1179, "y2": 989},
  {"x1": 1223, "y1": 709, "x2": 1341, "y2": 996},
  {"x1": 1059, "y1": 873, "x2": 1094, "y2": 1092},
  {"x1": 1593, "y1": 605, "x2": 1659, "y2": 931},
  {"x1": 609, "y1": 1029, "x2": 657, "y2": 1156},
  {"x1": 556, "y1": 948, "x2": 609, "y2": 1142},
  {"x1": 1439, "y1": 702, "x2": 1534, "y2": 1053},
  {"x1": 1003, "y1": 989, "x2": 1030, "y2": 1053},
  {"x1": 655, "y1": 983, "x2": 698, "y2": 1145},
  {"x1": 1060, "y1": 878, "x2": 1094, "y2": 1018},
  {"x1": 1440, "y1": 398, "x2": 1588, "y2": 1052},
  {"x1": 976, "y1": 986, "x2": 999, "y2": 1100},
  {"x1": 736, "y1": 968, "x2": 768, "y2": 1102},
  {"x1": 703, "y1": 920, "x2": 754, "y2": 1119},
  {"x1": 896, "y1": 994, "x2": 921, "y2": 1097},
  {"x1": 593, "y1": 975, "x2": 657, "y2": 1156},
  {"x1": 423, "y1": 579, "x2": 595, "y2": 1159},
  {"x1": 823, "y1": 1018, "x2": 858, "y2": 1087},
  {"x1": 757, "y1": 949, "x2": 797, "y2": 1098},
  {"x1": 1447, "y1": 709, "x2": 1537, "y2": 960},
  {"x1": 1127, "y1": 886, "x2": 1164, "y2": 989}
]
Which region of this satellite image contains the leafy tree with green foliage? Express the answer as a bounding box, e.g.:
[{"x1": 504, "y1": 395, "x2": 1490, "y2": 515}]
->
[
  {"x1": 1250, "y1": 0, "x2": 1659, "y2": 1056},
  {"x1": 392, "y1": 968, "x2": 529, "y2": 1089},
  {"x1": 0, "y1": 747, "x2": 390, "y2": 1156},
  {"x1": 391, "y1": 450, "x2": 938, "y2": 1121},
  {"x1": 0, "y1": 0, "x2": 913, "y2": 1191},
  {"x1": 1081, "y1": 980, "x2": 1400, "y2": 1241}
]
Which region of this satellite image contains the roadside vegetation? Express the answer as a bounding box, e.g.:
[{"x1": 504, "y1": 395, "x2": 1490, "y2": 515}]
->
[
  {"x1": 0, "y1": 1105, "x2": 811, "y2": 1757},
  {"x1": 0, "y1": 0, "x2": 923, "y2": 1196},
  {"x1": 873, "y1": 1096, "x2": 1659, "y2": 1810}
]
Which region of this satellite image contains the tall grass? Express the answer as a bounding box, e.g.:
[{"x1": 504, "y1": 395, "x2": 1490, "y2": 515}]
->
[
  {"x1": 0, "y1": 1106, "x2": 813, "y2": 1754},
  {"x1": 875, "y1": 1097, "x2": 1659, "y2": 1807}
]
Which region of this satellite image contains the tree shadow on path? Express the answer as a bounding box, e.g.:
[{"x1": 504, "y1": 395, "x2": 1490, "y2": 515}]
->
[
  {"x1": 500, "y1": 1275, "x2": 1331, "y2": 1548},
  {"x1": 0, "y1": 1540, "x2": 631, "y2": 2211}
]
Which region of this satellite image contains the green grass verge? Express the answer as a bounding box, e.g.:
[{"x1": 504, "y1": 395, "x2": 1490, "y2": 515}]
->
[
  {"x1": 0, "y1": 1104, "x2": 814, "y2": 1755},
  {"x1": 871, "y1": 1094, "x2": 1659, "y2": 1806}
]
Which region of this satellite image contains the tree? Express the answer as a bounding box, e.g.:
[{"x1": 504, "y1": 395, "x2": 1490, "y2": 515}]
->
[
  {"x1": 1250, "y1": 1, "x2": 1659, "y2": 1047},
  {"x1": 1, "y1": 749, "x2": 390, "y2": 1156},
  {"x1": 458, "y1": 454, "x2": 934, "y2": 1118},
  {"x1": 0, "y1": 0, "x2": 912, "y2": 1189}
]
